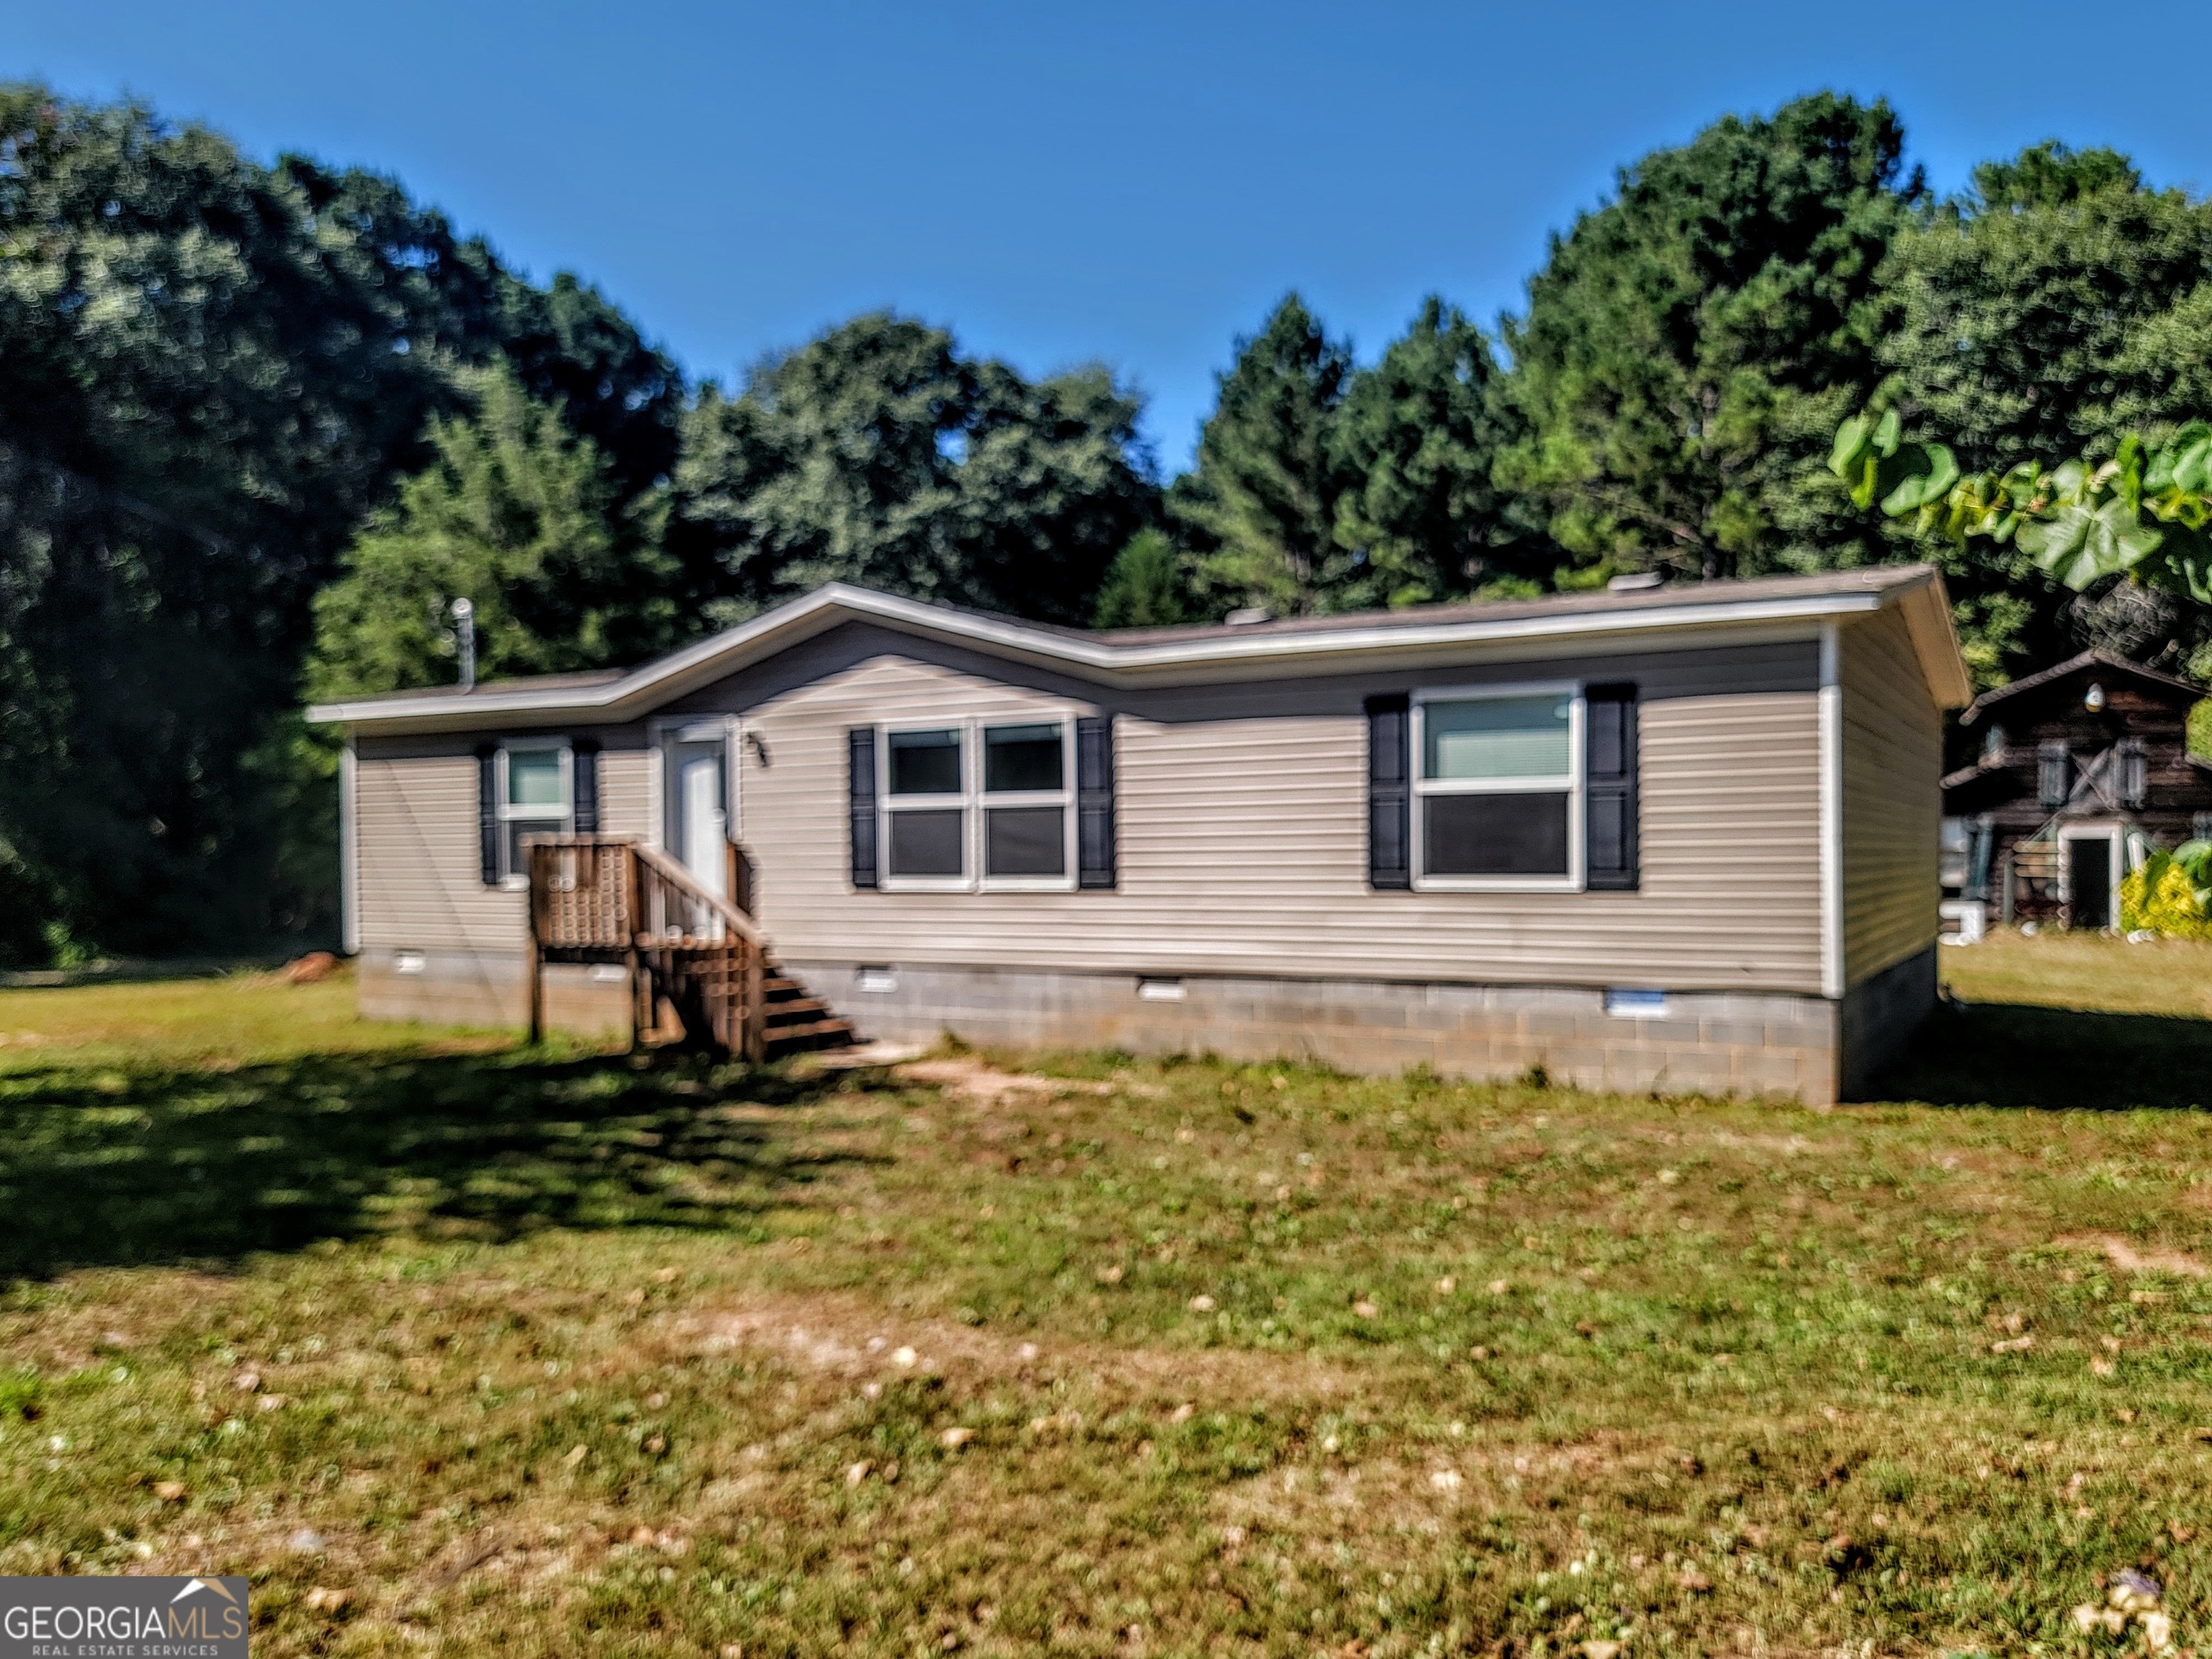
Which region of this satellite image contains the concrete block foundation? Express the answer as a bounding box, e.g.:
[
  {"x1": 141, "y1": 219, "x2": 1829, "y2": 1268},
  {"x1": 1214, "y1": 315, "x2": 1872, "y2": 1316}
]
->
[
  {"x1": 357, "y1": 946, "x2": 631, "y2": 1038},
  {"x1": 354, "y1": 945, "x2": 1940, "y2": 1106},
  {"x1": 792, "y1": 960, "x2": 1873, "y2": 1105}
]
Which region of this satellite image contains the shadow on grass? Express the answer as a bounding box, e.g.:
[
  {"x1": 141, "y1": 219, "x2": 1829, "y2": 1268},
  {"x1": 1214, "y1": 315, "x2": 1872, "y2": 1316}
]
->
[
  {"x1": 1876, "y1": 998, "x2": 2212, "y2": 1110},
  {"x1": 0, "y1": 1047, "x2": 873, "y2": 1280}
]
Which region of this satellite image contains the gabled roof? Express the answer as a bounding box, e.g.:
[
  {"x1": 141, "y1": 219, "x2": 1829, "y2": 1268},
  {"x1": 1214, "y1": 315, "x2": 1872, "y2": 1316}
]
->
[
  {"x1": 307, "y1": 564, "x2": 1971, "y2": 734},
  {"x1": 1959, "y1": 649, "x2": 2205, "y2": 725}
]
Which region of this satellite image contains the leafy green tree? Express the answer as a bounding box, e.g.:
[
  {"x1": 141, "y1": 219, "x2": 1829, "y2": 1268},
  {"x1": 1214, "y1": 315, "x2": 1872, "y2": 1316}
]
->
[
  {"x1": 1170, "y1": 295, "x2": 1357, "y2": 616},
  {"x1": 308, "y1": 366, "x2": 674, "y2": 698},
  {"x1": 1496, "y1": 94, "x2": 1915, "y2": 582},
  {"x1": 1867, "y1": 142, "x2": 2212, "y2": 677},
  {"x1": 0, "y1": 84, "x2": 682, "y2": 961},
  {"x1": 1329, "y1": 297, "x2": 1523, "y2": 606},
  {"x1": 673, "y1": 312, "x2": 1154, "y2": 626},
  {"x1": 1880, "y1": 143, "x2": 2212, "y2": 460},
  {"x1": 1091, "y1": 530, "x2": 1192, "y2": 627}
]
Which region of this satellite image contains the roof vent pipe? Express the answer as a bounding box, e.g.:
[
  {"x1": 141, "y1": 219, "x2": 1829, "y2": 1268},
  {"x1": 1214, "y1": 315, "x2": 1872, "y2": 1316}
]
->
[{"x1": 451, "y1": 598, "x2": 476, "y2": 692}]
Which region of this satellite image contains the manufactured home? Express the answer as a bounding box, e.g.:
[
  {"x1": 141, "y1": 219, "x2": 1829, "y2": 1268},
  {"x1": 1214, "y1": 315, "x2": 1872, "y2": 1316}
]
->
[{"x1": 307, "y1": 565, "x2": 1971, "y2": 1105}]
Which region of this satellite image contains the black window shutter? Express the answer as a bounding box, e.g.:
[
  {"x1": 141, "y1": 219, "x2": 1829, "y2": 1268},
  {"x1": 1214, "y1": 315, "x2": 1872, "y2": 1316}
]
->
[
  {"x1": 572, "y1": 740, "x2": 600, "y2": 833},
  {"x1": 1584, "y1": 683, "x2": 1639, "y2": 891},
  {"x1": 1366, "y1": 693, "x2": 1411, "y2": 890},
  {"x1": 848, "y1": 727, "x2": 878, "y2": 890},
  {"x1": 476, "y1": 744, "x2": 500, "y2": 885},
  {"x1": 1076, "y1": 715, "x2": 1117, "y2": 889}
]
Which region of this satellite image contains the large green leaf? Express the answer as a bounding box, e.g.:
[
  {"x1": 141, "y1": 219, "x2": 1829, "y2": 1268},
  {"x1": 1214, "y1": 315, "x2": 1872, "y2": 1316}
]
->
[
  {"x1": 1880, "y1": 443, "x2": 1959, "y2": 514},
  {"x1": 1827, "y1": 415, "x2": 1872, "y2": 479},
  {"x1": 2019, "y1": 495, "x2": 2163, "y2": 588}
]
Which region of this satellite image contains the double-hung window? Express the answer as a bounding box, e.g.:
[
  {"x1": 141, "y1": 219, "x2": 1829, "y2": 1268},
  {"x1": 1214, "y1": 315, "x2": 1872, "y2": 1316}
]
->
[
  {"x1": 884, "y1": 728, "x2": 967, "y2": 884},
  {"x1": 981, "y1": 722, "x2": 1071, "y2": 885},
  {"x1": 1412, "y1": 686, "x2": 1581, "y2": 888},
  {"x1": 497, "y1": 741, "x2": 572, "y2": 884},
  {"x1": 878, "y1": 719, "x2": 1075, "y2": 890}
]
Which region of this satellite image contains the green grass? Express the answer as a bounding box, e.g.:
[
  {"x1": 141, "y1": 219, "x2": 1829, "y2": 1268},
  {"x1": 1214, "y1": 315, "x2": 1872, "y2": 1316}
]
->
[{"x1": 1, "y1": 950, "x2": 2210, "y2": 1658}]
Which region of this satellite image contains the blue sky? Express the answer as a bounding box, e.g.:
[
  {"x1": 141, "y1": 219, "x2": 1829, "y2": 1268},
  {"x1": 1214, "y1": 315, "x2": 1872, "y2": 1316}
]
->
[{"x1": 14, "y1": 0, "x2": 2212, "y2": 471}]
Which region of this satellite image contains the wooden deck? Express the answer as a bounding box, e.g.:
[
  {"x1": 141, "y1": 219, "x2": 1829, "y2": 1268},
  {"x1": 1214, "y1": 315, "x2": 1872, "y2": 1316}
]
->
[{"x1": 523, "y1": 835, "x2": 851, "y2": 1061}]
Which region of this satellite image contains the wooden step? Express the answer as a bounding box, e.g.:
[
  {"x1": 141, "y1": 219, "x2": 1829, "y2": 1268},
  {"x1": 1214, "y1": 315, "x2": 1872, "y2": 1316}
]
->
[
  {"x1": 765, "y1": 1017, "x2": 856, "y2": 1057},
  {"x1": 764, "y1": 997, "x2": 831, "y2": 1022}
]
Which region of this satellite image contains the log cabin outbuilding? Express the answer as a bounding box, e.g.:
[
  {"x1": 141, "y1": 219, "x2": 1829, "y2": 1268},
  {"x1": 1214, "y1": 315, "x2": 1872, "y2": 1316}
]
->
[
  {"x1": 307, "y1": 564, "x2": 1972, "y2": 1105},
  {"x1": 1941, "y1": 649, "x2": 2212, "y2": 931}
]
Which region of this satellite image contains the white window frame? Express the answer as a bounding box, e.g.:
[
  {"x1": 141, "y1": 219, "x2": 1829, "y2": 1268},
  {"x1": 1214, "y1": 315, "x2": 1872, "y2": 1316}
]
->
[
  {"x1": 876, "y1": 716, "x2": 1079, "y2": 894},
  {"x1": 879, "y1": 723, "x2": 975, "y2": 893},
  {"x1": 495, "y1": 737, "x2": 573, "y2": 889},
  {"x1": 978, "y1": 718, "x2": 1077, "y2": 893},
  {"x1": 1410, "y1": 680, "x2": 1584, "y2": 893}
]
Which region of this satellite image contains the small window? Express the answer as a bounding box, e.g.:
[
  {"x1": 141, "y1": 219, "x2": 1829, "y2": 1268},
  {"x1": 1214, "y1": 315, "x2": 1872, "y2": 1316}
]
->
[
  {"x1": 2038, "y1": 742, "x2": 2071, "y2": 810},
  {"x1": 1413, "y1": 689, "x2": 1579, "y2": 886},
  {"x1": 2116, "y1": 739, "x2": 2147, "y2": 810},
  {"x1": 889, "y1": 728, "x2": 962, "y2": 796},
  {"x1": 885, "y1": 728, "x2": 966, "y2": 881},
  {"x1": 1938, "y1": 817, "x2": 1972, "y2": 891},
  {"x1": 498, "y1": 742, "x2": 571, "y2": 882}
]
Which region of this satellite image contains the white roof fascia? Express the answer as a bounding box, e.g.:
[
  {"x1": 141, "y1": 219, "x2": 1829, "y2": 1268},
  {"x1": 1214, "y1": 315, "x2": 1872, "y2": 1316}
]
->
[
  {"x1": 310, "y1": 576, "x2": 1946, "y2": 732},
  {"x1": 1893, "y1": 577, "x2": 1975, "y2": 708}
]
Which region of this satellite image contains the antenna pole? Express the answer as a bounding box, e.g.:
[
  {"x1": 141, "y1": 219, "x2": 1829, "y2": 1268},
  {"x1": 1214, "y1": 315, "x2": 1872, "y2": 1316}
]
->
[{"x1": 451, "y1": 598, "x2": 476, "y2": 691}]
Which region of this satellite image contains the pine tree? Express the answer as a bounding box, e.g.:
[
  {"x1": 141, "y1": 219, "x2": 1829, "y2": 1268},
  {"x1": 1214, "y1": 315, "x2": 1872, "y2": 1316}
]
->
[
  {"x1": 1331, "y1": 297, "x2": 1523, "y2": 607},
  {"x1": 1092, "y1": 530, "x2": 1191, "y2": 627},
  {"x1": 1170, "y1": 295, "x2": 1357, "y2": 616},
  {"x1": 1496, "y1": 94, "x2": 1915, "y2": 582}
]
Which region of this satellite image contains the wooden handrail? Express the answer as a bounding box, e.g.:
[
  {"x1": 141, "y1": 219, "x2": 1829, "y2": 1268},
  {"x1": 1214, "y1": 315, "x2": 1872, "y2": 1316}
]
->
[
  {"x1": 631, "y1": 841, "x2": 768, "y2": 948},
  {"x1": 523, "y1": 833, "x2": 769, "y2": 1061}
]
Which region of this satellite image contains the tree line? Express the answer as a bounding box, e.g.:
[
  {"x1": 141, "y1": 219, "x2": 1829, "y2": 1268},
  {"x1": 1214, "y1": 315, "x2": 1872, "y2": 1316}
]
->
[{"x1": 5, "y1": 83, "x2": 2211, "y2": 964}]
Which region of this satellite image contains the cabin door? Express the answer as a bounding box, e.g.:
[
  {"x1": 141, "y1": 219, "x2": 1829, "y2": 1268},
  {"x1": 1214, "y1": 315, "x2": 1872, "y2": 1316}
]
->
[
  {"x1": 665, "y1": 731, "x2": 729, "y2": 901},
  {"x1": 2067, "y1": 834, "x2": 2113, "y2": 930}
]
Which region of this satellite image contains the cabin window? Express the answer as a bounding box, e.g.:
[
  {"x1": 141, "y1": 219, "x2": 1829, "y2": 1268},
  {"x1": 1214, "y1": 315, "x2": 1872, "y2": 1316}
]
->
[
  {"x1": 2038, "y1": 742, "x2": 2071, "y2": 810},
  {"x1": 1411, "y1": 686, "x2": 1581, "y2": 888},
  {"x1": 1938, "y1": 817, "x2": 1972, "y2": 891},
  {"x1": 2116, "y1": 739, "x2": 2148, "y2": 810},
  {"x1": 497, "y1": 740, "x2": 572, "y2": 884},
  {"x1": 878, "y1": 718, "x2": 1078, "y2": 891}
]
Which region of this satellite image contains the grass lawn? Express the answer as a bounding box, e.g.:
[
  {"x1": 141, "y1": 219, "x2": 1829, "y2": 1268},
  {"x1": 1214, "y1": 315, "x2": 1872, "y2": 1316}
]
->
[{"x1": 3, "y1": 943, "x2": 2211, "y2": 1658}]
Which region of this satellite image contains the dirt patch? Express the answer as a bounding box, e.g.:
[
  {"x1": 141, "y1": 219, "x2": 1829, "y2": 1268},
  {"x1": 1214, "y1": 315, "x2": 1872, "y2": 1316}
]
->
[
  {"x1": 2062, "y1": 1234, "x2": 2209, "y2": 1277},
  {"x1": 668, "y1": 1288, "x2": 1365, "y2": 1405},
  {"x1": 894, "y1": 1056, "x2": 1123, "y2": 1107}
]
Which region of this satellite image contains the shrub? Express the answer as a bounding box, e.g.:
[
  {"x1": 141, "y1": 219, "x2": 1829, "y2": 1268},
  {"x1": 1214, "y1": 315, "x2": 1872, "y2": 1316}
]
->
[{"x1": 2120, "y1": 841, "x2": 2212, "y2": 938}]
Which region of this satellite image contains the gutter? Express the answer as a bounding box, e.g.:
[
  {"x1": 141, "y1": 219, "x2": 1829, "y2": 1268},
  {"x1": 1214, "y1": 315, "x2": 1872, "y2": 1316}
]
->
[{"x1": 310, "y1": 577, "x2": 1939, "y2": 734}]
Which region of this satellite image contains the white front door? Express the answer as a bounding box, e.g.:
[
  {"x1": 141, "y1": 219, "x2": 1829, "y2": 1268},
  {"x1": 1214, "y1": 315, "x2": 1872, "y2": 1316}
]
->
[{"x1": 672, "y1": 741, "x2": 727, "y2": 899}]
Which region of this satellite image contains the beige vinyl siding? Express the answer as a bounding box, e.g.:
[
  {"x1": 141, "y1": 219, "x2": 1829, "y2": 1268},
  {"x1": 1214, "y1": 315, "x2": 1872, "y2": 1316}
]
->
[
  {"x1": 598, "y1": 745, "x2": 655, "y2": 840},
  {"x1": 354, "y1": 740, "x2": 523, "y2": 953},
  {"x1": 737, "y1": 649, "x2": 1825, "y2": 994},
  {"x1": 355, "y1": 732, "x2": 656, "y2": 953},
  {"x1": 1839, "y1": 609, "x2": 1943, "y2": 986}
]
